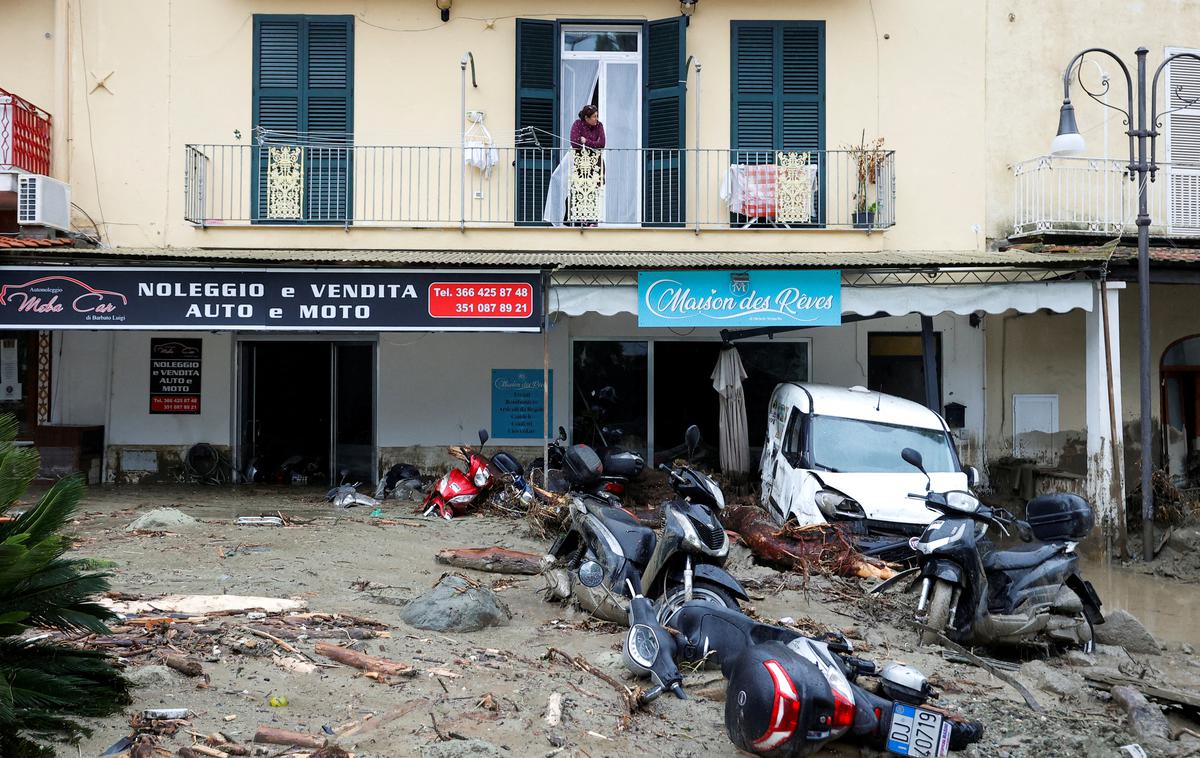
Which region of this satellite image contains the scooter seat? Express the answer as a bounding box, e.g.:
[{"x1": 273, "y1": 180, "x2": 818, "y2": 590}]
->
[
  {"x1": 593, "y1": 507, "x2": 656, "y2": 564},
  {"x1": 983, "y1": 542, "x2": 1064, "y2": 572}
]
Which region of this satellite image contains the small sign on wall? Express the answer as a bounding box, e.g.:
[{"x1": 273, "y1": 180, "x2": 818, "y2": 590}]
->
[
  {"x1": 491, "y1": 369, "x2": 552, "y2": 439},
  {"x1": 150, "y1": 338, "x2": 202, "y2": 414}
]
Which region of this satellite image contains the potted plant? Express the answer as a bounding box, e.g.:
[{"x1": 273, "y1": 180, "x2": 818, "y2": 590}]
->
[{"x1": 845, "y1": 133, "x2": 886, "y2": 229}]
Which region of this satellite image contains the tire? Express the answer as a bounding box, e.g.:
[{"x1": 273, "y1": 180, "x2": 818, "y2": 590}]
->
[
  {"x1": 920, "y1": 580, "x2": 954, "y2": 647},
  {"x1": 655, "y1": 579, "x2": 739, "y2": 626}
]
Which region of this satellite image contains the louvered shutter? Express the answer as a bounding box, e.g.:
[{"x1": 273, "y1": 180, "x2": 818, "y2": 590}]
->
[
  {"x1": 304, "y1": 17, "x2": 353, "y2": 222},
  {"x1": 252, "y1": 15, "x2": 353, "y2": 223},
  {"x1": 515, "y1": 19, "x2": 558, "y2": 225},
  {"x1": 1167, "y1": 49, "x2": 1200, "y2": 233},
  {"x1": 731, "y1": 21, "x2": 824, "y2": 222},
  {"x1": 643, "y1": 17, "x2": 687, "y2": 226}
]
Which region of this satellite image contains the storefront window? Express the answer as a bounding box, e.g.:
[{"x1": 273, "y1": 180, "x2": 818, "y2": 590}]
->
[{"x1": 572, "y1": 341, "x2": 647, "y2": 458}]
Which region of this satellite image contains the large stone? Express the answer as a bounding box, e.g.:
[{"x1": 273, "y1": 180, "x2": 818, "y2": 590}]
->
[
  {"x1": 399, "y1": 575, "x2": 511, "y2": 633},
  {"x1": 125, "y1": 665, "x2": 177, "y2": 688},
  {"x1": 420, "y1": 739, "x2": 504, "y2": 758},
  {"x1": 1166, "y1": 527, "x2": 1200, "y2": 554},
  {"x1": 1094, "y1": 609, "x2": 1160, "y2": 655},
  {"x1": 126, "y1": 508, "x2": 199, "y2": 532},
  {"x1": 1023, "y1": 660, "x2": 1084, "y2": 700}
]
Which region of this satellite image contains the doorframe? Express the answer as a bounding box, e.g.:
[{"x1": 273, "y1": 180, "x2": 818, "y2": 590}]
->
[
  {"x1": 231, "y1": 334, "x2": 379, "y2": 485},
  {"x1": 1159, "y1": 333, "x2": 1200, "y2": 475}
]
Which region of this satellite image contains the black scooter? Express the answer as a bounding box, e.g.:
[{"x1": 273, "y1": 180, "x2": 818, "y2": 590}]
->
[
  {"x1": 627, "y1": 599, "x2": 983, "y2": 756},
  {"x1": 531, "y1": 427, "x2": 639, "y2": 501},
  {"x1": 543, "y1": 425, "x2": 747, "y2": 624},
  {"x1": 898, "y1": 447, "x2": 1104, "y2": 649}
]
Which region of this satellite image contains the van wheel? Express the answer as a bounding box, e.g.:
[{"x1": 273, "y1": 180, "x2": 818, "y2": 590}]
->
[
  {"x1": 920, "y1": 580, "x2": 954, "y2": 646},
  {"x1": 655, "y1": 580, "x2": 738, "y2": 626}
]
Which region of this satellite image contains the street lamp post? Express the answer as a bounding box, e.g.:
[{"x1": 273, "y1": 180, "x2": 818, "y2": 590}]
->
[{"x1": 1051, "y1": 47, "x2": 1200, "y2": 560}]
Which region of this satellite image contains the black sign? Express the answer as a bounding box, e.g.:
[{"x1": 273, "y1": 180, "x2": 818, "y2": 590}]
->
[
  {"x1": 150, "y1": 338, "x2": 202, "y2": 414},
  {"x1": 0, "y1": 267, "x2": 542, "y2": 331}
]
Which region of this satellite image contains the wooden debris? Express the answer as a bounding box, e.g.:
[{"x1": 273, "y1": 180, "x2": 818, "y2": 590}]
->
[
  {"x1": 546, "y1": 647, "x2": 640, "y2": 724},
  {"x1": 913, "y1": 622, "x2": 1044, "y2": 713},
  {"x1": 271, "y1": 653, "x2": 316, "y2": 675},
  {"x1": 435, "y1": 546, "x2": 543, "y2": 575},
  {"x1": 103, "y1": 594, "x2": 306, "y2": 616},
  {"x1": 544, "y1": 692, "x2": 563, "y2": 726},
  {"x1": 164, "y1": 655, "x2": 204, "y2": 677},
  {"x1": 241, "y1": 625, "x2": 313, "y2": 659},
  {"x1": 336, "y1": 698, "x2": 428, "y2": 738},
  {"x1": 723, "y1": 506, "x2": 897, "y2": 580},
  {"x1": 252, "y1": 726, "x2": 327, "y2": 749},
  {"x1": 1084, "y1": 671, "x2": 1200, "y2": 715},
  {"x1": 314, "y1": 642, "x2": 418, "y2": 679},
  {"x1": 1112, "y1": 685, "x2": 1172, "y2": 742}
]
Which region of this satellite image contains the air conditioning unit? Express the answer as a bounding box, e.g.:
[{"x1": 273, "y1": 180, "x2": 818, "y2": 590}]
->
[{"x1": 17, "y1": 174, "x2": 71, "y2": 232}]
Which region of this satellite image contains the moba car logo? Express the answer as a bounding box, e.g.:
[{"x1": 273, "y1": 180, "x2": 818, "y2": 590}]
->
[
  {"x1": 0, "y1": 276, "x2": 128, "y2": 315},
  {"x1": 153, "y1": 341, "x2": 200, "y2": 357}
]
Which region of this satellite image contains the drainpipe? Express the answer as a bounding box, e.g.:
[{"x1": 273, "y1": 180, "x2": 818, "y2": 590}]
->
[{"x1": 53, "y1": 0, "x2": 71, "y2": 181}]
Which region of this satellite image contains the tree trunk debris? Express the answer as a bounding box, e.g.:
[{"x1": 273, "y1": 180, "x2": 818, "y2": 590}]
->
[
  {"x1": 435, "y1": 547, "x2": 544, "y2": 575},
  {"x1": 313, "y1": 642, "x2": 417, "y2": 679},
  {"x1": 1111, "y1": 685, "x2": 1172, "y2": 742},
  {"x1": 252, "y1": 725, "x2": 327, "y2": 749},
  {"x1": 723, "y1": 506, "x2": 897, "y2": 580}
]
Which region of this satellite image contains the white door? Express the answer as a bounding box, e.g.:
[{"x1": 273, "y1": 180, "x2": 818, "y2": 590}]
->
[{"x1": 1012, "y1": 394, "x2": 1060, "y2": 464}]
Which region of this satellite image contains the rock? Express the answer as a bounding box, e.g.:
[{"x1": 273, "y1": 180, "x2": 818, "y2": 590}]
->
[
  {"x1": 399, "y1": 575, "x2": 511, "y2": 632},
  {"x1": 1023, "y1": 660, "x2": 1084, "y2": 699},
  {"x1": 1063, "y1": 650, "x2": 1096, "y2": 667},
  {"x1": 1111, "y1": 685, "x2": 1171, "y2": 742},
  {"x1": 420, "y1": 739, "x2": 504, "y2": 758},
  {"x1": 1094, "y1": 610, "x2": 1161, "y2": 654},
  {"x1": 1166, "y1": 526, "x2": 1200, "y2": 554},
  {"x1": 725, "y1": 540, "x2": 755, "y2": 572},
  {"x1": 125, "y1": 508, "x2": 199, "y2": 532},
  {"x1": 125, "y1": 665, "x2": 177, "y2": 688}
]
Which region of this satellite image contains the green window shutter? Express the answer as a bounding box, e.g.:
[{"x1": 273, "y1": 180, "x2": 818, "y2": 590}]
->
[
  {"x1": 515, "y1": 19, "x2": 558, "y2": 225},
  {"x1": 252, "y1": 14, "x2": 353, "y2": 223},
  {"x1": 731, "y1": 21, "x2": 824, "y2": 153},
  {"x1": 644, "y1": 16, "x2": 687, "y2": 226}
]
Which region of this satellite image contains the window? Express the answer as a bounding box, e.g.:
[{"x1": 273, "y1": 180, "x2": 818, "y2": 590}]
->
[
  {"x1": 252, "y1": 15, "x2": 354, "y2": 223},
  {"x1": 1166, "y1": 48, "x2": 1200, "y2": 233},
  {"x1": 514, "y1": 17, "x2": 688, "y2": 226},
  {"x1": 781, "y1": 408, "x2": 806, "y2": 466},
  {"x1": 810, "y1": 416, "x2": 959, "y2": 474},
  {"x1": 730, "y1": 21, "x2": 824, "y2": 154},
  {"x1": 867, "y1": 332, "x2": 942, "y2": 409}
]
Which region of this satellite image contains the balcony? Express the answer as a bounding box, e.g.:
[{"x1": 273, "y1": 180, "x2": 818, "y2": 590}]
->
[
  {"x1": 1012, "y1": 155, "x2": 1200, "y2": 240},
  {"x1": 0, "y1": 88, "x2": 52, "y2": 176},
  {"x1": 183, "y1": 143, "x2": 896, "y2": 231}
]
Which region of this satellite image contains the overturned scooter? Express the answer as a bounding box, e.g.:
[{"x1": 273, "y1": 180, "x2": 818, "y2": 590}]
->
[
  {"x1": 542, "y1": 425, "x2": 746, "y2": 623},
  {"x1": 629, "y1": 600, "x2": 984, "y2": 756}
]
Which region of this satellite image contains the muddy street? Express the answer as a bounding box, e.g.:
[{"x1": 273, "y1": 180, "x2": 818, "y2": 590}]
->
[{"x1": 39, "y1": 485, "x2": 1198, "y2": 757}]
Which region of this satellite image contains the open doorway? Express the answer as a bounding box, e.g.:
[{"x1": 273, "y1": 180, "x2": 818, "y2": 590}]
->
[
  {"x1": 238, "y1": 341, "x2": 375, "y2": 485},
  {"x1": 1162, "y1": 335, "x2": 1200, "y2": 486},
  {"x1": 867, "y1": 332, "x2": 942, "y2": 409}
]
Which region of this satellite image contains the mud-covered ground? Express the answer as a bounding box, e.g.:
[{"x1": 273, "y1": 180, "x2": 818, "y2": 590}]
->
[{"x1": 39, "y1": 485, "x2": 1200, "y2": 757}]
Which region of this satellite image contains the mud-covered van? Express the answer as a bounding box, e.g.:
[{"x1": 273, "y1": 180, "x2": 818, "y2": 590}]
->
[{"x1": 760, "y1": 383, "x2": 976, "y2": 534}]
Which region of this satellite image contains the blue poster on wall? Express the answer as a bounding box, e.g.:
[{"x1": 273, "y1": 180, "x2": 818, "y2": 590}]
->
[
  {"x1": 637, "y1": 269, "x2": 841, "y2": 327},
  {"x1": 491, "y1": 369, "x2": 553, "y2": 439}
]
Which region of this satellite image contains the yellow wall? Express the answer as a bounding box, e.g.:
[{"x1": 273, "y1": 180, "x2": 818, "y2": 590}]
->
[
  {"x1": 7, "y1": 0, "x2": 987, "y2": 253},
  {"x1": 0, "y1": 1, "x2": 56, "y2": 108}
]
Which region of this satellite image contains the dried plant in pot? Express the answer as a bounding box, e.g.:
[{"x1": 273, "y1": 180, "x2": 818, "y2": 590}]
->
[{"x1": 844, "y1": 134, "x2": 887, "y2": 228}]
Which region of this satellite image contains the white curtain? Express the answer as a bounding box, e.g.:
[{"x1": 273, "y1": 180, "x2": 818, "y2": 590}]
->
[
  {"x1": 712, "y1": 347, "x2": 752, "y2": 474},
  {"x1": 603, "y1": 62, "x2": 639, "y2": 225},
  {"x1": 543, "y1": 59, "x2": 600, "y2": 225}
]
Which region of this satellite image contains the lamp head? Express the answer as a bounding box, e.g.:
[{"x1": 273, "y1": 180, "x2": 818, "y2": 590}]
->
[
  {"x1": 435, "y1": 0, "x2": 452, "y2": 22},
  {"x1": 680, "y1": 0, "x2": 698, "y2": 16},
  {"x1": 1050, "y1": 100, "x2": 1086, "y2": 156}
]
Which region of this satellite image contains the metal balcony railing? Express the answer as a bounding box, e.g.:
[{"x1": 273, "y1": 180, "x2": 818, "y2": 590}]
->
[
  {"x1": 183, "y1": 143, "x2": 896, "y2": 231},
  {"x1": 1012, "y1": 155, "x2": 1200, "y2": 238},
  {"x1": 0, "y1": 88, "x2": 52, "y2": 175}
]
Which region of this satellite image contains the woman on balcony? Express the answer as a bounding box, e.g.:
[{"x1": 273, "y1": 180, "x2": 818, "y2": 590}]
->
[
  {"x1": 568, "y1": 105, "x2": 606, "y2": 226},
  {"x1": 570, "y1": 105, "x2": 606, "y2": 152}
]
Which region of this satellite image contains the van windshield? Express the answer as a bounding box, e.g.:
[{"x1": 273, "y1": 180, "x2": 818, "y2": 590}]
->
[{"x1": 810, "y1": 415, "x2": 958, "y2": 473}]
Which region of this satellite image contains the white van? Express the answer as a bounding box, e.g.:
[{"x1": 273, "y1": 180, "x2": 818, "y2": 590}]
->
[{"x1": 760, "y1": 383, "x2": 976, "y2": 534}]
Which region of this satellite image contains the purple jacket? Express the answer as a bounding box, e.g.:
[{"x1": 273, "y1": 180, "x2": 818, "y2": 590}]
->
[{"x1": 570, "y1": 119, "x2": 606, "y2": 150}]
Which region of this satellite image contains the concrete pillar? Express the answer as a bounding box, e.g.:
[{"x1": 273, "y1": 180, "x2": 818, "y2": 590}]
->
[{"x1": 1085, "y1": 281, "x2": 1126, "y2": 547}]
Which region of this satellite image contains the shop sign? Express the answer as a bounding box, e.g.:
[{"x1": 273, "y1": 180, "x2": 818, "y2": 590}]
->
[
  {"x1": 491, "y1": 369, "x2": 553, "y2": 439},
  {"x1": 637, "y1": 270, "x2": 841, "y2": 327},
  {"x1": 150, "y1": 337, "x2": 201, "y2": 414},
  {"x1": 0, "y1": 268, "x2": 542, "y2": 332}
]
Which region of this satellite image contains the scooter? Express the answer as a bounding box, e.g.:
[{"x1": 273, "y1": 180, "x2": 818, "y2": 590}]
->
[
  {"x1": 421, "y1": 429, "x2": 497, "y2": 520},
  {"x1": 628, "y1": 599, "x2": 983, "y2": 756},
  {"x1": 532, "y1": 427, "x2": 640, "y2": 500},
  {"x1": 543, "y1": 425, "x2": 747, "y2": 623},
  {"x1": 899, "y1": 447, "x2": 1104, "y2": 649}
]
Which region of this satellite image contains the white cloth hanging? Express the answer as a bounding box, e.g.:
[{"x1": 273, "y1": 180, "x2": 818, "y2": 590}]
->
[
  {"x1": 712, "y1": 347, "x2": 752, "y2": 474},
  {"x1": 463, "y1": 119, "x2": 498, "y2": 176}
]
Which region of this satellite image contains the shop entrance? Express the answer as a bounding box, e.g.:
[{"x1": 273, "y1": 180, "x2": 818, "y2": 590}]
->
[
  {"x1": 237, "y1": 341, "x2": 375, "y2": 485},
  {"x1": 1162, "y1": 335, "x2": 1200, "y2": 486}
]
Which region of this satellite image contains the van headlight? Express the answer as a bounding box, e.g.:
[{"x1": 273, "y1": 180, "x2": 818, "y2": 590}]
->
[{"x1": 814, "y1": 489, "x2": 866, "y2": 519}]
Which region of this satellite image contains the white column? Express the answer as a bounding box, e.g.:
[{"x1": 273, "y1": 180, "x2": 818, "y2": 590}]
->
[{"x1": 1085, "y1": 281, "x2": 1125, "y2": 546}]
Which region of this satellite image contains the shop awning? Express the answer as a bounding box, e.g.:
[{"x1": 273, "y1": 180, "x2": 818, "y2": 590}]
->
[{"x1": 551, "y1": 280, "x2": 1095, "y2": 318}]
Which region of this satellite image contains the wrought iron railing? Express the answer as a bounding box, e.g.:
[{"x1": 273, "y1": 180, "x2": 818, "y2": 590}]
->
[
  {"x1": 1012, "y1": 155, "x2": 1200, "y2": 238},
  {"x1": 0, "y1": 88, "x2": 52, "y2": 175},
  {"x1": 183, "y1": 143, "x2": 896, "y2": 230}
]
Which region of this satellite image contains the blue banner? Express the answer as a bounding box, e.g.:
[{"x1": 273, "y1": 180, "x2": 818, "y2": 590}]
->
[
  {"x1": 491, "y1": 369, "x2": 553, "y2": 439},
  {"x1": 637, "y1": 270, "x2": 841, "y2": 327}
]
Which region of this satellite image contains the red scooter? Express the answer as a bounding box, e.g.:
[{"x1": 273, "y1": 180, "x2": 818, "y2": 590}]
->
[{"x1": 422, "y1": 429, "x2": 496, "y2": 520}]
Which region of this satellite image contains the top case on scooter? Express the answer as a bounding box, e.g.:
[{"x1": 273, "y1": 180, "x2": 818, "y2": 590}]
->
[
  {"x1": 1026, "y1": 493, "x2": 1093, "y2": 541},
  {"x1": 724, "y1": 641, "x2": 836, "y2": 757},
  {"x1": 603, "y1": 449, "x2": 645, "y2": 479},
  {"x1": 564, "y1": 444, "x2": 604, "y2": 486},
  {"x1": 490, "y1": 451, "x2": 525, "y2": 477}
]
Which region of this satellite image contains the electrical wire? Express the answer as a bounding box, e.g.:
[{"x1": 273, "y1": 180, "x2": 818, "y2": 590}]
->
[
  {"x1": 75, "y1": 0, "x2": 109, "y2": 245},
  {"x1": 356, "y1": 13, "x2": 648, "y2": 35}
]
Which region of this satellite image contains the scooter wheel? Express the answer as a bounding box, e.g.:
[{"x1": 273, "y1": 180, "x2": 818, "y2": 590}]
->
[
  {"x1": 655, "y1": 580, "x2": 739, "y2": 626},
  {"x1": 920, "y1": 580, "x2": 954, "y2": 646}
]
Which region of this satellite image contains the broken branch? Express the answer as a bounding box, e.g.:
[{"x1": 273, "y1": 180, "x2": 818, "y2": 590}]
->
[
  {"x1": 435, "y1": 547, "x2": 543, "y2": 575},
  {"x1": 314, "y1": 642, "x2": 418, "y2": 679}
]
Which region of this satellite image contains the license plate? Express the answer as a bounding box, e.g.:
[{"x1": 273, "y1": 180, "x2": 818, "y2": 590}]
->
[{"x1": 886, "y1": 703, "x2": 951, "y2": 757}]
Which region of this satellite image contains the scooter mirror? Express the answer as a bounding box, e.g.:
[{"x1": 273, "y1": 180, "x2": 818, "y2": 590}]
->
[
  {"x1": 578, "y1": 560, "x2": 605, "y2": 588},
  {"x1": 478, "y1": 428, "x2": 490, "y2": 447},
  {"x1": 558, "y1": 426, "x2": 567, "y2": 441},
  {"x1": 901, "y1": 447, "x2": 924, "y2": 470},
  {"x1": 685, "y1": 425, "x2": 701, "y2": 461}
]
